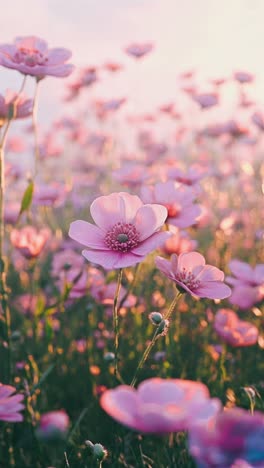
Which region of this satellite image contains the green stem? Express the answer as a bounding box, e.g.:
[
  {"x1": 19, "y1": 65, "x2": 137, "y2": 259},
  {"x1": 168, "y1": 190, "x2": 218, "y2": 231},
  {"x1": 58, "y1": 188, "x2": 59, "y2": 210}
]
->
[
  {"x1": 113, "y1": 269, "x2": 123, "y2": 379},
  {"x1": 32, "y1": 79, "x2": 41, "y2": 177},
  {"x1": 0, "y1": 78, "x2": 28, "y2": 383},
  {"x1": 130, "y1": 292, "x2": 182, "y2": 388}
]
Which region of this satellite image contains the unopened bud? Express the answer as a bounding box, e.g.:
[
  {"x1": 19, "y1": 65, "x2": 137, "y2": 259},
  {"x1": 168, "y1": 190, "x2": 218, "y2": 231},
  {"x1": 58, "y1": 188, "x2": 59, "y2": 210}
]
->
[
  {"x1": 157, "y1": 319, "x2": 170, "y2": 337},
  {"x1": 85, "y1": 440, "x2": 107, "y2": 461},
  {"x1": 149, "y1": 312, "x2": 163, "y2": 325},
  {"x1": 104, "y1": 352, "x2": 115, "y2": 363}
]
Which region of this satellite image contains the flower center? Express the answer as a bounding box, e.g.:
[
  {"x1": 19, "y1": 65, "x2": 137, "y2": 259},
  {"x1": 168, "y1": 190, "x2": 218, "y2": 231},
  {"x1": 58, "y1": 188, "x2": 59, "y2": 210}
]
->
[
  {"x1": 14, "y1": 47, "x2": 48, "y2": 67},
  {"x1": 165, "y1": 203, "x2": 181, "y2": 218},
  {"x1": 104, "y1": 222, "x2": 139, "y2": 252},
  {"x1": 176, "y1": 267, "x2": 200, "y2": 290}
]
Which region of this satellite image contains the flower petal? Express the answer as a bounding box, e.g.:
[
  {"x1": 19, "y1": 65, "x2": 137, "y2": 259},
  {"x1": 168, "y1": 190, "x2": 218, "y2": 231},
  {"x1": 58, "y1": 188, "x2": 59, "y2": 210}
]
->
[
  {"x1": 82, "y1": 249, "x2": 143, "y2": 270},
  {"x1": 196, "y1": 281, "x2": 231, "y2": 299},
  {"x1": 134, "y1": 204, "x2": 168, "y2": 240},
  {"x1": 69, "y1": 220, "x2": 106, "y2": 249},
  {"x1": 133, "y1": 232, "x2": 171, "y2": 255}
]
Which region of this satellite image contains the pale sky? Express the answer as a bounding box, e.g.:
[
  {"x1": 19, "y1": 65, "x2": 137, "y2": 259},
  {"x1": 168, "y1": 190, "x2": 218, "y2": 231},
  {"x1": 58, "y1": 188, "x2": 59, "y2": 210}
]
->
[{"x1": 1, "y1": 0, "x2": 264, "y2": 127}]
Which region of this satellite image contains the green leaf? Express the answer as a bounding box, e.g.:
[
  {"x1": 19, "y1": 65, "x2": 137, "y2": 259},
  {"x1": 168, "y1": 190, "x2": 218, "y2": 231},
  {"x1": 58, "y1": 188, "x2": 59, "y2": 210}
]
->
[{"x1": 19, "y1": 181, "x2": 34, "y2": 215}]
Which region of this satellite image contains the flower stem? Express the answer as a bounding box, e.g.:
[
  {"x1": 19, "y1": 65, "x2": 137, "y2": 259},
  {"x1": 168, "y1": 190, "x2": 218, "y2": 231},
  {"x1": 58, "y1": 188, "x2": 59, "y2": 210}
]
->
[
  {"x1": 0, "y1": 74, "x2": 27, "y2": 383},
  {"x1": 113, "y1": 268, "x2": 123, "y2": 379},
  {"x1": 130, "y1": 292, "x2": 182, "y2": 388},
  {"x1": 32, "y1": 79, "x2": 41, "y2": 177}
]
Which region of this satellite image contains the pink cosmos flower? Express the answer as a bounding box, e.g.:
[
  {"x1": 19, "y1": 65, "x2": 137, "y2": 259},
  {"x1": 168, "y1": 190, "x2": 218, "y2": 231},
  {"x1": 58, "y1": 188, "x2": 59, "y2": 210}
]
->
[
  {"x1": 192, "y1": 92, "x2": 219, "y2": 109},
  {"x1": 226, "y1": 260, "x2": 264, "y2": 309},
  {"x1": 233, "y1": 71, "x2": 254, "y2": 84},
  {"x1": 69, "y1": 192, "x2": 170, "y2": 270},
  {"x1": 37, "y1": 410, "x2": 70, "y2": 441},
  {"x1": 166, "y1": 165, "x2": 206, "y2": 188},
  {"x1": 100, "y1": 378, "x2": 221, "y2": 434},
  {"x1": 0, "y1": 36, "x2": 74, "y2": 79},
  {"x1": 214, "y1": 309, "x2": 259, "y2": 347},
  {"x1": 189, "y1": 407, "x2": 264, "y2": 467},
  {"x1": 141, "y1": 181, "x2": 201, "y2": 229},
  {"x1": 10, "y1": 226, "x2": 50, "y2": 259},
  {"x1": 0, "y1": 383, "x2": 24, "y2": 422},
  {"x1": 90, "y1": 281, "x2": 136, "y2": 308},
  {"x1": 161, "y1": 228, "x2": 198, "y2": 256},
  {"x1": 124, "y1": 42, "x2": 154, "y2": 59},
  {"x1": 155, "y1": 252, "x2": 231, "y2": 299},
  {"x1": 0, "y1": 90, "x2": 33, "y2": 124}
]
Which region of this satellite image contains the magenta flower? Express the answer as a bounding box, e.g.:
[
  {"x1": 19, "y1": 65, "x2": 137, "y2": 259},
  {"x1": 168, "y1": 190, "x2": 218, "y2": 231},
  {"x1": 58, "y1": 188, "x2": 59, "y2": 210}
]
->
[
  {"x1": 0, "y1": 36, "x2": 74, "y2": 79},
  {"x1": 141, "y1": 181, "x2": 201, "y2": 229},
  {"x1": 214, "y1": 309, "x2": 259, "y2": 347},
  {"x1": 100, "y1": 378, "x2": 221, "y2": 434},
  {"x1": 0, "y1": 383, "x2": 24, "y2": 422},
  {"x1": 155, "y1": 252, "x2": 231, "y2": 299},
  {"x1": 69, "y1": 192, "x2": 170, "y2": 270},
  {"x1": 226, "y1": 259, "x2": 264, "y2": 309},
  {"x1": 189, "y1": 407, "x2": 264, "y2": 467}
]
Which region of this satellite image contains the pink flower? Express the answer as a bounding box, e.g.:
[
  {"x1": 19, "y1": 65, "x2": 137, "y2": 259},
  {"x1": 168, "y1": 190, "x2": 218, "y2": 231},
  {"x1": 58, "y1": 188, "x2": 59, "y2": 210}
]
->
[
  {"x1": 192, "y1": 92, "x2": 219, "y2": 109},
  {"x1": 0, "y1": 89, "x2": 33, "y2": 123},
  {"x1": 141, "y1": 181, "x2": 201, "y2": 229},
  {"x1": 69, "y1": 192, "x2": 170, "y2": 270},
  {"x1": 37, "y1": 410, "x2": 70, "y2": 441},
  {"x1": 155, "y1": 252, "x2": 231, "y2": 299},
  {"x1": 214, "y1": 309, "x2": 259, "y2": 347},
  {"x1": 161, "y1": 229, "x2": 198, "y2": 256},
  {"x1": 90, "y1": 281, "x2": 136, "y2": 308},
  {"x1": 100, "y1": 378, "x2": 221, "y2": 434},
  {"x1": 226, "y1": 260, "x2": 264, "y2": 309},
  {"x1": 189, "y1": 407, "x2": 264, "y2": 467},
  {"x1": 10, "y1": 226, "x2": 50, "y2": 259},
  {"x1": 124, "y1": 42, "x2": 154, "y2": 59},
  {"x1": 234, "y1": 70, "x2": 254, "y2": 84},
  {"x1": 0, "y1": 36, "x2": 74, "y2": 79},
  {"x1": 0, "y1": 383, "x2": 24, "y2": 422},
  {"x1": 167, "y1": 166, "x2": 206, "y2": 187}
]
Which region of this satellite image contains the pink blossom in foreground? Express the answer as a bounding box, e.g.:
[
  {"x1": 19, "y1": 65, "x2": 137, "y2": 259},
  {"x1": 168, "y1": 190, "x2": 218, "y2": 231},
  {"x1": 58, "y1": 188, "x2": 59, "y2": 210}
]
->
[
  {"x1": 100, "y1": 378, "x2": 221, "y2": 434},
  {"x1": 10, "y1": 226, "x2": 50, "y2": 259},
  {"x1": 214, "y1": 309, "x2": 259, "y2": 347},
  {"x1": 226, "y1": 260, "x2": 264, "y2": 309},
  {"x1": 0, "y1": 36, "x2": 74, "y2": 79},
  {"x1": 69, "y1": 192, "x2": 170, "y2": 270},
  {"x1": 0, "y1": 90, "x2": 33, "y2": 124},
  {"x1": 0, "y1": 383, "x2": 24, "y2": 422},
  {"x1": 37, "y1": 410, "x2": 70, "y2": 441},
  {"x1": 189, "y1": 407, "x2": 264, "y2": 467},
  {"x1": 124, "y1": 42, "x2": 154, "y2": 59},
  {"x1": 155, "y1": 252, "x2": 231, "y2": 299},
  {"x1": 141, "y1": 181, "x2": 201, "y2": 229}
]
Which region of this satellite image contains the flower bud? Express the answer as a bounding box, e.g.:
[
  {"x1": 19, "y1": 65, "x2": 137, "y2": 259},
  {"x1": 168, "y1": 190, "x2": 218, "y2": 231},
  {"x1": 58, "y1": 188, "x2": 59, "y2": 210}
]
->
[
  {"x1": 103, "y1": 352, "x2": 115, "y2": 363},
  {"x1": 148, "y1": 311, "x2": 163, "y2": 325},
  {"x1": 85, "y1": 440, "x2": 107, "y2": 461},
  {"x1": 157, "y1": 319, "x2": 170, "y2": 337}
]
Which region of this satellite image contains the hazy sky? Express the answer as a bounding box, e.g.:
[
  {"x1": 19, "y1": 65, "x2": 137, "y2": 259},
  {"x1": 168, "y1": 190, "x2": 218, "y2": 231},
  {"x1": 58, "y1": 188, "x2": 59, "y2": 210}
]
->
[{"x1": 1, "y1": 0, "x2": 264, "y2": 126}]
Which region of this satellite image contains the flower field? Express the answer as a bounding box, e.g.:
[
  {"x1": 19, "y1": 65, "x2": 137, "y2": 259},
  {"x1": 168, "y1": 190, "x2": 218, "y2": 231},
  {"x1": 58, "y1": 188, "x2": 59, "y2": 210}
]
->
[{"x1": 0, "y1": 32, "x2": 263, "y2": 468}]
